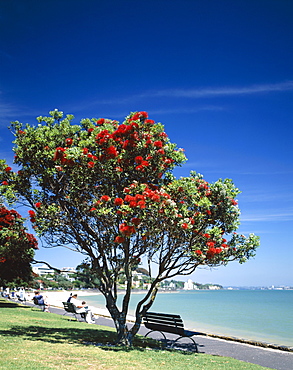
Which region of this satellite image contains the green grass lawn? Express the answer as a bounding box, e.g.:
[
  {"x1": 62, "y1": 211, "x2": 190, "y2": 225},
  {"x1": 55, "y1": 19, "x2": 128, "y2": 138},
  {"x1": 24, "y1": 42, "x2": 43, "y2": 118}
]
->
[{"x1": 0, "y1": 298, "x2": 271, "y2": 370}]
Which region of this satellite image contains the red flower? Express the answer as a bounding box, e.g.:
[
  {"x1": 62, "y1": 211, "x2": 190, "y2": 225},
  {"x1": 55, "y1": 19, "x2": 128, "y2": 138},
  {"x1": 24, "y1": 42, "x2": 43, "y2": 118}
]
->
[
  {"x1": 87, "y1": 161, "x2": 95, "y2": 168},
  {"x1": 154, "y1": 140, "x2": 163, "y2": 148},
  {"x1": 131, "y1": 217, "x2": 141, "y2": 225},
  {"x1": 53, "y1": 147, "x2": 66, "y2": 161},
  {"x1": 231, "y1": 199, "x2": 238, "y2": 205},
  {"x1": 28, "y1": 210, "x2": 36, "y2": 217},
  {"x1": 137, "y1": 200, "x2": 146, "y2": 209},
  {"x1": 203, "y1": 233, "x2": 210, "y2": 239},
  {"x1": 206, "y1": 210, "x2": 211, "y2": 215},
  {"x1": 35, "y1": 202, "x2": 42, "y2": 208},
  {"x1": 5, "y1": 166, "x2": 12, "y2": 172},
  {"x1": 132, "y1": 111, "x2": 148, "y2": 120},
  {"x1": 113, "y1": 198, "x2": 123, "y2": 206},
  {"x1": 96, "y1": 118, "x2": 105, "y2": 125},
  {"x1": 181, "y1": 223, "x2": 189, "y2": 230},
  {"x1": 88, "y1": 128, "x2": 94, "y2": 133},
  {"x1": 0, "y1": 257, "x2": 6, "y2": 263},
  {"x1": 144, "y1": 119, "x2": 155, "y2": 124},
  {"x1": 114, "y1": 236, "x2": 125, "y2": 243},
  {"x1": 206, "y1": 248, "x2": 217, "y2": 259},
  {"x1": 90, "y1": 207, "x2": 97, "y2": 211},
  {"x1": 105, "y1": 145, "x2": 118, "y2": 158},
  {"x1": 100, "y1": 195, "x2": 111, "y2": 202},
  {"x1": 65, "y1": 138, "x2": 73, "y2": 146},
  {"x1": 195, "y1": 250, "x2": 202, "y2": 255},
  {"x1": 119, "y1": 223, "x2": 136, "y2": 236},
  {"x1": 206, "y1": 241, "x2": 215, "y2": 248},
  {"x1": 83, "y1": 148, "x2": 89, "y2": 154},
  {"x1": 2, "y1": 181, "x2": 8, "y2": 185},
  {"x1": 135, "y1": 156, "x2": 143, "y2": 163}
]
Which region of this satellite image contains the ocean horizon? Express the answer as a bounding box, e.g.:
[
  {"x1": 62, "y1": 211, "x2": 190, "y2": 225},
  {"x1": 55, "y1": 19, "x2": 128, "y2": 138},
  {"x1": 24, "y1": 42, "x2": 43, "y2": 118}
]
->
[{"x1": 80, "y1": 289, "x2": 293, "y2": 348}]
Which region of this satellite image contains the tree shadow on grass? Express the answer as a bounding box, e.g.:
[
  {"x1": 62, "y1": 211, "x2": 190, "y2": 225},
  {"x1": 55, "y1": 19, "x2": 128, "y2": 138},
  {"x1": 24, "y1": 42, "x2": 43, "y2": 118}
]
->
[
  {"x1": 0, "y1": 299, "x2": 196, "y2": 355},
  {"x1": 0, "y1": 299, "x2": 31, "y2": 309},
  {"x1": 0, "y1": 324, "x2": 116, "y2": 345},
  {"x1": 0, "y1": 323, "x2": 195, "y2": 355}
]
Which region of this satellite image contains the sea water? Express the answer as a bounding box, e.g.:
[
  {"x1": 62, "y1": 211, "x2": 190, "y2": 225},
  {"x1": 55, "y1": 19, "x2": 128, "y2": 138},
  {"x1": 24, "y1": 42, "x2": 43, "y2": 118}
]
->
[{"x1": 80, "y1": 289, "x2": 293, "y2": 347}]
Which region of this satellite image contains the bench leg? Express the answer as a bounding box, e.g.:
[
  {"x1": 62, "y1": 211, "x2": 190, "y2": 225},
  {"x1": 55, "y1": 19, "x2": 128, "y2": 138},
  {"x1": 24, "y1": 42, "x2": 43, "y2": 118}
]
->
[{"x1": 171, "y1": 336, "x2": 199, "y2": 353}]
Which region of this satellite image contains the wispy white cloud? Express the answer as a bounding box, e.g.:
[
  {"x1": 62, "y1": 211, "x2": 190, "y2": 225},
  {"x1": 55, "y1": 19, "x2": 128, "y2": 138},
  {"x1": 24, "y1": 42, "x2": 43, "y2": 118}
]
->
[
  {"x1": 73, "y1": 80, "x2": 293, "y2": 112},
  {"x1": 241, "y1": 211, "x2": 293, "y2": 222},
  {"x1": 150, "y1": 81, "x2": 293, "y2": 99}
]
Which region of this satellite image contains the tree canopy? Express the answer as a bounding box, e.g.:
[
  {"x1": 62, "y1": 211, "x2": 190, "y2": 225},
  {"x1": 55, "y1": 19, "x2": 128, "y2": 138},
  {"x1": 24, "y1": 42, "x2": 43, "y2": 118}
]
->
[
  {"x1": 0, "y1": 109, "x2": 259, "y2": 344},
  {"x1": 0, "y1": 204, "x2": 38, "y2": 287}
]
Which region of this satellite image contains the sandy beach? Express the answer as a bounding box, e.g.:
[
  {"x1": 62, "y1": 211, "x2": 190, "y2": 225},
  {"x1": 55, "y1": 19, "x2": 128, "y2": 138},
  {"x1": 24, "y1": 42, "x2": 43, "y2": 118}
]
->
[{"x1": 26, "y1": 290, "x2": 135, "y2": 320}]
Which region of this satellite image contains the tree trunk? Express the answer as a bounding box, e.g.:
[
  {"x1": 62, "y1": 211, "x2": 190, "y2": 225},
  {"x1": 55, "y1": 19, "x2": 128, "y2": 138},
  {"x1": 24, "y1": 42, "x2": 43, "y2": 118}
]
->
[{"x1": 104, "y1": 284, "x2": 159, "y2": 346}]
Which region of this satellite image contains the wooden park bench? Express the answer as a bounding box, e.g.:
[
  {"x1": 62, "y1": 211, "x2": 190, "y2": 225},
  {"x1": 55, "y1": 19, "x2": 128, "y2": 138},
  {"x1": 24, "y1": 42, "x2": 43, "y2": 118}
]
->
[
  {"x1": 143, "y1": 312, "x2": 205, "y2": 352},
  {"x1": 62, "y1": 302, "x2": 86, "y2": 321}
]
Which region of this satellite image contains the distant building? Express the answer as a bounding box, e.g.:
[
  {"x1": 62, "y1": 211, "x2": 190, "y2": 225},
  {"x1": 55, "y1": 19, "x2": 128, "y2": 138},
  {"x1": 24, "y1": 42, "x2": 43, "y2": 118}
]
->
[
  {"x1": 184, "y1": 279, "x2": 196, "y2": 290},
  {"x1": 60, "y1": 267, "x2": 76, "y2": 282},
  {"x1": 32, "y1": 265, "x2": 54, "y2": 276},
  {"x1": 32, "y1": 265, "x2": 77, "y2": 282}
]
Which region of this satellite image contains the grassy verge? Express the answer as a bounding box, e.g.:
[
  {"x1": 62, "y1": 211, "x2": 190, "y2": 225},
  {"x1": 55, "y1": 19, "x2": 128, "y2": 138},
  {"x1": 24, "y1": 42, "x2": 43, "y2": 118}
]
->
[{"x1": 0, "y1": 298, "x2": 270, "y2": 370}]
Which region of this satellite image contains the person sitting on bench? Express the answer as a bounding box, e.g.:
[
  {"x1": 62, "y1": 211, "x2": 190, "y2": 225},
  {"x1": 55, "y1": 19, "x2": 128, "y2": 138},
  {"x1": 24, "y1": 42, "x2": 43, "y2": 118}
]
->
[
  {"x1": 69, "y1": 294, "x2": 95, "y2": 324},
  {"x1": 33, "y1": 291, "x2": 50, "y2": 312}
]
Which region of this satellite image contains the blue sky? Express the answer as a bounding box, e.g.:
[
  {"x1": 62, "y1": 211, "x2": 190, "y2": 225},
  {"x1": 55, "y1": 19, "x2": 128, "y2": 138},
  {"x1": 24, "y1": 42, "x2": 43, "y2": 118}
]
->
[{"x1": 0, "y1": 0, "x2": 292, "y2": 287}]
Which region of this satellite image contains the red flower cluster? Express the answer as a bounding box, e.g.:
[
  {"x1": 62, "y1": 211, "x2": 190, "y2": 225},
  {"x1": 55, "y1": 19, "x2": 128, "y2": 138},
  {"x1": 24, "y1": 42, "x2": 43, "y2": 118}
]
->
[
  {"x1": 114, "y1": 198, "x2": 124, "y2": 206},
  {"x1": 119, "y1": 223, "x2": 136, "y2": 236},
  {"x1": 96, "y1": 130, "x2": 112, "y2": 146},
  {"x1": 104, "y1": 145, "x2": 118, "y2": 158},
  {"x1": 26, "y1": 233, "x2": 38, "y2": 249},
  {"x1": 100, "y1": 195, "x2": 111, "y2": 202},
  {"x1": 96, "y1": 118, "x2": 105, "y2": 125},
  {"x1": 131, "y1": 111, "x2": 148, "y2": 121},
  {"x1": 131, "y1": 217, "x2": 141, "y2": 226},
  {"x1": 114, "y1": 236, "x2": 125, "y2": 243},
  {"x1": 65, "y1": 138, "x2": 73, "y2": 146},
  {"x1": 28, "y1": 210, "x2": 36, "y2": 223},
  {"x1": 0, "y1": 207, "x2": 19, "y2": 227},
  {"x1": 206, "y1": 247, "x2": 222, "y2": 259}
]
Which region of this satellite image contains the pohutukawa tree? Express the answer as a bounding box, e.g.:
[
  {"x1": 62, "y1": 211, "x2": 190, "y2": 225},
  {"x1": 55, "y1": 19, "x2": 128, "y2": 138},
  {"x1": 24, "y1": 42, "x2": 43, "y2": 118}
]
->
[
  {"x1": 0, "y1": 109, "x2": 259, "y2": 345},
  {"x1": 0, "y1": 204, "x2": 38, "y2": 287}
]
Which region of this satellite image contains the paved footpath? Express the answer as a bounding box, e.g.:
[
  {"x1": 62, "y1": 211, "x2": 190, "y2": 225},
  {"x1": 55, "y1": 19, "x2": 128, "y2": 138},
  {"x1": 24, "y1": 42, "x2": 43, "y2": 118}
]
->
[{"x1": 43, "y1": 305, "x2": 293, "y2": 370}]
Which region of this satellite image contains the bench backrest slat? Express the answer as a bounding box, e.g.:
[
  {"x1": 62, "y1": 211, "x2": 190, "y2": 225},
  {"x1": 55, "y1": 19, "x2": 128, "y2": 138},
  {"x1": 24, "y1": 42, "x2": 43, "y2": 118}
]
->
[
  {"x1": 143, "y1": 312, "x2": 185, "y2": 336},
  {"x1": 62, "y1": 302, "x2": 77, "y2": 313}
]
